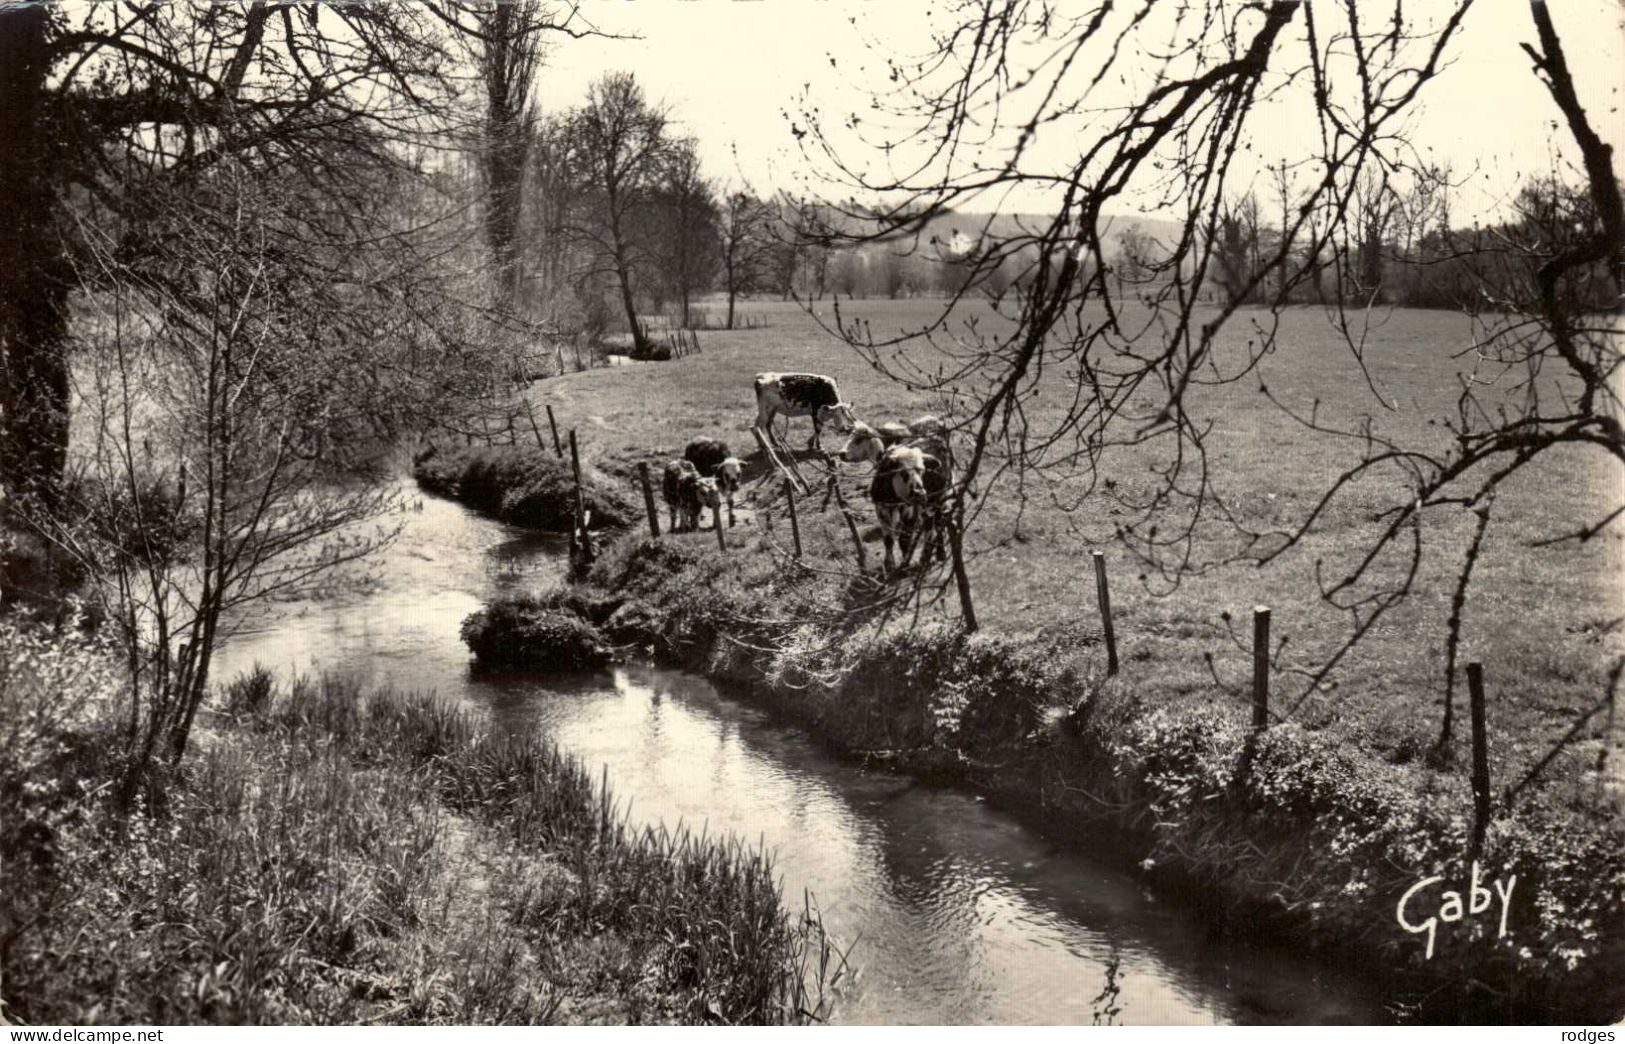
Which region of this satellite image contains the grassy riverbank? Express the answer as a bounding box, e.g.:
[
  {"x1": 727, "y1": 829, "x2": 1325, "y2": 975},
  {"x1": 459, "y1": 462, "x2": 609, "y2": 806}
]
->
[
  {"x1": 0, "y1": 618, "x2": 842, "y2": 1026},
  {"x1": 443, "y1": 296, "x2": 1623, "y2": 1021},
  {"x1": 412, "y1": 443, "x2": 634, "y2": 533},
  {"x1": 482, "y1": 533, "x2": 1623, "y2": 1022}
]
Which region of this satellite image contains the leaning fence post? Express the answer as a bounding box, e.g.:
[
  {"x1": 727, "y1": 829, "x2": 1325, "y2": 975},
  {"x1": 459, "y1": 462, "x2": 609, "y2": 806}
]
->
[
  {"x1": 1251, "y1": 606, "x2": 1271, "y2": 731},
  {"x1": 783, "y1": 480, "x2": 803, "y2": 559},
  {"x1": 827, "y1": 475, "x2": 868, "y2": 572},
  {"x1": 1467, "y1": 661, "x2": 1491, "y2": 855},
  {"x1": 545, "y1": 404, "x2": 563, "y2": 458},
  {"x1": 1092, "y1": 551, "x2": 1118, "y2": 676},
  {"x1": 522, "y1": 400, "x2": 549, "y2": 453},
  {"x1": 569, "y1": 430, "x2": 593, "y2": 563},
  {"x1": 637, "y1": 462, "x2": 661, "y2": 539}
]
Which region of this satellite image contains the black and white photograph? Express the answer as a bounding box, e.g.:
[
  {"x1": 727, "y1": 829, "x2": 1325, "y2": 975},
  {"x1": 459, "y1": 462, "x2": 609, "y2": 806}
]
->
[{"x1": 1, "y1": 0, "x2": 1622, "y2": 1028}]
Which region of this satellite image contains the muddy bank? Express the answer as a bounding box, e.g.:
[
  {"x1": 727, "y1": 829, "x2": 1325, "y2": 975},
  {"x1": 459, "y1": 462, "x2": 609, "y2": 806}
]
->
[{"x1": 478, "y1": 535, "x2": 1625, "y2": 1024}]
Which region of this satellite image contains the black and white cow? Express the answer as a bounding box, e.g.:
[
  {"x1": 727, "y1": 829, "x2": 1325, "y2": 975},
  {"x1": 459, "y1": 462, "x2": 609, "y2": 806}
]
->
[
  {"x1": 840, "y1": 421, "x2": 953, "y2": 474},
  {"x1": 868, "y1": 445, "x2": 930, "y2": 574},
  {"x1": 662, "y1": 459, "x2": 722, "y2": 533},
  {"x1": 685, "y1": 437, "x2": 744, "y2": 527},
  {"x1": 683, "y1": 436, "x2": 732, "y2": 477},
  {"x1": 753, "y1": 373, "x2": 857, "y2": 451},
  {"x1": 859, "y1": 432, "x2": 952, "y2": 570}
]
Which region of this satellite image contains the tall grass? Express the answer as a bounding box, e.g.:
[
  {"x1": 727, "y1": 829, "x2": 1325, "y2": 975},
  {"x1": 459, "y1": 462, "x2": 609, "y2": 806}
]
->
[{"x1": 1, "y1": 620, "x2": 848, "y2": 1025}]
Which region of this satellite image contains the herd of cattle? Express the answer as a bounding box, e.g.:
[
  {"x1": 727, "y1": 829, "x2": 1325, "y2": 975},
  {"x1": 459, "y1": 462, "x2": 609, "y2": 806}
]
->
[{"x1": 659, "y1": 372, "x2": 954, "y2": 572}]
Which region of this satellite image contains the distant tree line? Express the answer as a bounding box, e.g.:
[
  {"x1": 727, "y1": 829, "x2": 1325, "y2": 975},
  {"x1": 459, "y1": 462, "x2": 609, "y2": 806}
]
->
[{"x1": 1108, "y1": 166, "x2": 1619, "y2": 312}]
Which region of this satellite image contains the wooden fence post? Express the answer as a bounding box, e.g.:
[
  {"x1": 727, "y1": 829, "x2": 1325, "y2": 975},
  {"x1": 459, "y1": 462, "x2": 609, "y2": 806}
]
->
[
  {"x1": 1251, "y1": 606, "x2": 1271, "y2": 731},
  {"x1": 545, "y1": 405, "x2": 563, "y2": 458},
  {"x1": 523, "y1": 400, "x2": 549, "y2": 453},
  {"x1": 715, "y1": 508, "x2": 726, "y2": 551},
  {"x1": 1467, "y1": 661, "x2": 1491, "y2": 854},
  {"x1": 637, "y1": 462, "x2": 661, "y2": 539},
  {"x1": 784, "y1": 480, "x2": 803, "y2": 559},
  {"x1": 569, "y1": 430, "x2": 592, "y2": 563},
  {"x1": 826, "y1": 475, "x2": 868, "y2": 572},
  {"x1": 1092, "y1": 551, "x2": 1118, "y2": 676}
]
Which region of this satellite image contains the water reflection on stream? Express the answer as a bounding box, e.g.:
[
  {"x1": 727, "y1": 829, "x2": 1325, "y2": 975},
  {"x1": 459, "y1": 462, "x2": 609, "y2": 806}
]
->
[{"x1": 214, "y1": 491, "x2": 1389, "y2": 1025}]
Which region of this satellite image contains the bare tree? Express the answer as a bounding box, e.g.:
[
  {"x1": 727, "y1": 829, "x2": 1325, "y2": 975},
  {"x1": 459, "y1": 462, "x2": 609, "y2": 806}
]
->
[
  {"x1": 1348, "y1": 169, "x2": 1401, "y2": 302},
  {"x1": 793, "y1": 1, "x2": 1623, "y2": 729},
  {"x1": 1, "y1": 2, "x2": 463, "y2": 539},
  {"x1": 39, "y1": 157, "x2": 481, "y2": 789},
  {"x1": 451, "y1": 0, "x2": 612, "y2": 308},
  {"x1": 718, "y1": 190, "x2": 775, "y2": 327},
  {"x1": 1114, "y1": 223, "x2": 1156, "y2": 284},
  {"x1": 561, "y1": 72, "x2": 672, "y2": 355},
  {"x1": 653, "y1": 140, "x2": 721, "y2": 329}
]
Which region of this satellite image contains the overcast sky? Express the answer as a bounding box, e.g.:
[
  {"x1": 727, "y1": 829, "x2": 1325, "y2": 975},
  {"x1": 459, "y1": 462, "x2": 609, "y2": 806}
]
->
[{"x1": 534, "y1": 0, "x2": 1624, "y2": 222}]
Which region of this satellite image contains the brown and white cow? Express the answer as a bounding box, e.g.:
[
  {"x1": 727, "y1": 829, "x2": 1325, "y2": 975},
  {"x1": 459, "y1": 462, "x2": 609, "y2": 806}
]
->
[{"x1": 753, "y1": 373, "x2": 856, "y2": 451}]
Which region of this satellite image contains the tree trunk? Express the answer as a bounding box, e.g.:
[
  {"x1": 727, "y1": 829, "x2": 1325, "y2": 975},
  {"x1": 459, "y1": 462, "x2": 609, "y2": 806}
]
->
[
  {"x1": 727, "y1": 284, "x2": 737, "y2": 329},
  {"x1": 0, "y1": 5, "x2": 72, "y2": 520},
  {"x1": 614, "y1": 257, "x2": 645, "y2": 353}
]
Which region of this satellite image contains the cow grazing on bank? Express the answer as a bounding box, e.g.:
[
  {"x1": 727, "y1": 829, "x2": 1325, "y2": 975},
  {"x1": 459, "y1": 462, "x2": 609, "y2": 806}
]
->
[
  {"x1": 753, "y1": 373, "x2": 856, "y2": 451},
  {"x1": 662, "y1": 459, "x2": 698, "y2": 532},
  {"x1": 663, "y1": 458, "x2": 724, "y2": 533},
  {"x1": 683, "y1": 436, "x2": 732, "y2": 478},
  {"x1": 840, "y1": 422, "x2": 953, "y2": 474}
]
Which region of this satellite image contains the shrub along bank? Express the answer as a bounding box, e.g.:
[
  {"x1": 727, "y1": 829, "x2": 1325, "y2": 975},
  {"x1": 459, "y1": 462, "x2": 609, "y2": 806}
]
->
[
  {"x1": 469, "y1": 534, "x2": 1625, "y2": 1024},
  {"x1": 0, "y1": 620, "x2": 841, "y2": 1026},
  {"x1": 412, "y1": 444, "x2": 634, "y2": 533}
]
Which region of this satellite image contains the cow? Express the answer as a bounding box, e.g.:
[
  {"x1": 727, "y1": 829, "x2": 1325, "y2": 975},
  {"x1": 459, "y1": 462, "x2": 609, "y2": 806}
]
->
[
  {"x1": 869, "y1": 445, "x2": 932, "y2": 574},
  {"x1": 683, "y1": 436, "x2": 732, "y2": 478},
  {"x1": 690, "y1": 475, "x2": 723, "y2": 532},
  {"x1": 753, "y1": 373, "x2": 856, "y2": 451},
  {"x1": 840, "y1": 422, "x2": 953, "y2": 474},
  {"x1": 685, "y1": 437, "x2": 744, "y2": 528},
  {"x1": 714, "y1": 456, "x2": 743, "y2": 528},
  {"x1": 661, "y1": 459, "x2": 697, "y2": 532},
  {"x1": 662, "y1": 458, "x2": 723, "y2": 533},
  {"x1": 855, "y1": 424, "x2": 953, "y2": 571}
]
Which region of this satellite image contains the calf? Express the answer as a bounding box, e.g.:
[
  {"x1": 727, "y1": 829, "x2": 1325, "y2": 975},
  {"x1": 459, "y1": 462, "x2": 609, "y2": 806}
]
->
[
  {"x1": 662, "y1": 459, "x2": 700, "y2": 532},
  {"x1": 690, "y1": 475, "x2": 723, "y2": 532},
  {"x1": 683, "y1": 436, "x2": 732, "y2": 478},
  {"x1": 662, "y1": 459, "x2": 724, "y2": 533},
  {"x1": 714, "y1": 456, "x2": 743, "y2": 528},
  {"x1": 753, "y1": 373, "x2": 857, "y2": 451}
]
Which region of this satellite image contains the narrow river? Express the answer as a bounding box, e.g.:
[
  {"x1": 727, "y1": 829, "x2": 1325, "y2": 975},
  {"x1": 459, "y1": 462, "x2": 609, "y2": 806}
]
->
[{"x1": 212, "y1": 490, "x2": 1391, "y2": 1025}]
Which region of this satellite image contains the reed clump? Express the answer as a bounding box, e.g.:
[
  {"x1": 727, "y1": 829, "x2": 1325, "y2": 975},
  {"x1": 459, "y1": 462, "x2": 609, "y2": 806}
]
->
[{"x1": 1, "y1": 617, "x2": 848, "y2": 1025}]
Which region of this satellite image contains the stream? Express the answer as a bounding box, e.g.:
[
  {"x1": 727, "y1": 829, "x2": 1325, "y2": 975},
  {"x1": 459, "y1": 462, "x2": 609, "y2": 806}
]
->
[{"x1": 212, "y1": 489, "x2": 1392, "y2": 1025}]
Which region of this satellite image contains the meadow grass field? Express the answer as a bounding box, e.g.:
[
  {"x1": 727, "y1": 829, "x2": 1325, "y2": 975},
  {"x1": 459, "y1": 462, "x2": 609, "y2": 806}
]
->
[{"x1": 537, "y1": 296, "x2": 1623, "y2": 819}]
